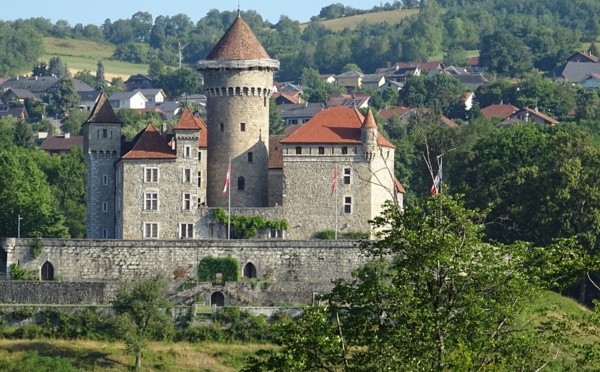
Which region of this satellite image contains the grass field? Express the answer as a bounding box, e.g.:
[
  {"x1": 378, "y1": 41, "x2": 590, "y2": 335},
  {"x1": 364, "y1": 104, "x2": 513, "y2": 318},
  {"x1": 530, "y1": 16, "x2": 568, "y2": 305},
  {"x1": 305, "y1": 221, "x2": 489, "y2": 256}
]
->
[
  {"x1": 0, "y1": 339, "x2": 276, "y2": 372},
  {"x1": 300, "y1": 9, "x2": 420, "y2": 31},
  {"x1": 41, "y1": 37, "x2": 148, "y2": 80}
]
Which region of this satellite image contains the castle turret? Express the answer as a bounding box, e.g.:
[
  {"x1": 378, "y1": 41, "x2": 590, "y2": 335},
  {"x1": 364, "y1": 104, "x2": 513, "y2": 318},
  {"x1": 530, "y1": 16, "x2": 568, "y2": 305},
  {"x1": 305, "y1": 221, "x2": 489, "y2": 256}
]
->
[
  {"x1": 198, "y1": 16, "x2": 279, "y2": 207},
  {"x1": 361, "y1": 108, "x2": 378, "y2": 160},
  {"x1": 82, "y1": 93, "x2": 122, "y2": 238}
]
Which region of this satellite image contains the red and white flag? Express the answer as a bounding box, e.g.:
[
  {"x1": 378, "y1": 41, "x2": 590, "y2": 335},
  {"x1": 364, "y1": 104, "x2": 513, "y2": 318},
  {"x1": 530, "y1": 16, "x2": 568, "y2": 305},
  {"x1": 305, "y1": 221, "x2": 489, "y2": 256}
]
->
[
  {"x1": 223, "y1": 162, "x2": 231, "y2": 197},
  {"x1": 331, "y1": 168, "x2": 337, "y2": 195}
]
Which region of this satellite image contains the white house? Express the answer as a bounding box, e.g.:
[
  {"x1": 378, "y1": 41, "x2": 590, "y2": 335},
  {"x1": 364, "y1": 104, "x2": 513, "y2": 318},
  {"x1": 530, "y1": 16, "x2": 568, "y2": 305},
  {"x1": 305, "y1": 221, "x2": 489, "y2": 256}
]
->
[
  {"x1": 135, "y1": 89, "x2": 167, "y2": 104},
  {"x1": 108, "y1": 91, "x2": 148, "y2": 109}
]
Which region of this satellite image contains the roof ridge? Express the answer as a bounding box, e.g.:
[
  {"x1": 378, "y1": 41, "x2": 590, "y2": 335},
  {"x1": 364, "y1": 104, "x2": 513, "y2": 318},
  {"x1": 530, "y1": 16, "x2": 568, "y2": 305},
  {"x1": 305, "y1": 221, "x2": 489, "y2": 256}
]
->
[
  {"x1": 85, "y1": 92, "x2": 121, "y2": 125},
  {"x1": 122, "y1": 124, "x2": 177, "y2": 159},
  {"x1": 205, "y1": 17, "x2": 271, "y2": 61}
]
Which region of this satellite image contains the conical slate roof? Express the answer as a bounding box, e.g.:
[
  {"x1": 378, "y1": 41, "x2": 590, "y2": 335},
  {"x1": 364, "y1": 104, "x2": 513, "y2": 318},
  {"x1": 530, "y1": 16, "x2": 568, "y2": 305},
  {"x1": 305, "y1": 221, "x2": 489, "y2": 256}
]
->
[
  {"x1": 205, "y1": 17, "x2": 271, "y2": 60},
  {"x1": 85, "y1": 92, "x2": 121, "y2": 124}
]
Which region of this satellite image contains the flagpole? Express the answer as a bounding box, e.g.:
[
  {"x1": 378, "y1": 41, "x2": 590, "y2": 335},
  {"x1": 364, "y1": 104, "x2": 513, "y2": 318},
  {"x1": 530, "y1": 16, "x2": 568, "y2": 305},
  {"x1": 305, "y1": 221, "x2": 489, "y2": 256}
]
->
[{"x1": 228, "y1": 157, "x2": 231, "y2": 240}]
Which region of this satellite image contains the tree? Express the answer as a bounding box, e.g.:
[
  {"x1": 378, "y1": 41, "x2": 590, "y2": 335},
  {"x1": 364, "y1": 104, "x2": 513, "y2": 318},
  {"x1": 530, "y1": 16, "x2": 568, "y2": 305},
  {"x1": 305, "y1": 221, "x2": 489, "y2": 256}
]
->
[
  {"x1": 341, "y1": 63, "x2": 362, "y2": 73},
  {"x1": 113, "y1": 276, "x2": 174, "y2": 369},
  {"x1": 48, "y1": 57, "x2": 68, "y2": 79},
  {"x1": 0, "y1": 148, "x2": 68, "y2": 238},
  {"x1": 54, "y1": 78, "x2": 80, "y2": 114},
  {"x1": 245, "y1": 195, "x2": 594, "y2": 371},
  {"x1": 13, "y1": 120, "x2": 34, "y2": 149},
  {"x1": 96, "y1": 60, "x2": 105, "y2": 90},
  {"x1": 60, "y1": 110, "x2": 88, "y2": 135},
  {"x1": 443, "y1": 47, "x2": 468, "y2": 67},
  {"x1": 269, "y1": 98, "x2": 285, "y2": 135},
  {"x1": 153, "y1": 67, "x2": 200, "y2": 99},
  {"x1": 479, "y1": 30, "x2": 533, "y2": 77}
]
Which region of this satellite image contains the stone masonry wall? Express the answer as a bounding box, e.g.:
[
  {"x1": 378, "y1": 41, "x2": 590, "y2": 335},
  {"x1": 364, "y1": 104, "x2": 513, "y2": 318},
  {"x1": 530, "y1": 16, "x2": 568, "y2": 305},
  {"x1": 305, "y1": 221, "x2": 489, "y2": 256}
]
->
[{"x1": 2, "y1": 238, "x2": 366, "y2": 285}]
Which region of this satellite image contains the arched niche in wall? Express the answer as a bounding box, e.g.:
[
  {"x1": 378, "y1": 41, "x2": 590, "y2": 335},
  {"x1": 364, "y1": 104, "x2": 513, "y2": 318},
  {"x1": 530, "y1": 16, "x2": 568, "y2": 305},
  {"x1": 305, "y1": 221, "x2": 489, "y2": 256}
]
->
[{"x1": 211, "y1": 291, "x2": 225, "y2": 307}]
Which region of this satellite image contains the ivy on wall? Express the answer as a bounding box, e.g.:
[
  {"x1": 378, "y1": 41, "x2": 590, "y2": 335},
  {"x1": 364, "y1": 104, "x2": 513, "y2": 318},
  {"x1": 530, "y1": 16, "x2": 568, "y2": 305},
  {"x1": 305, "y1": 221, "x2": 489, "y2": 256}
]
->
[
  {"x1": 313, "y1": 230, "x2": 369, "y2": 240},
  {"x1": 198, "y1": 256, "x2": 240, "y2": 283},
  {"x1": 213, "y1": 208, "x2": 289, "y2": 239}
]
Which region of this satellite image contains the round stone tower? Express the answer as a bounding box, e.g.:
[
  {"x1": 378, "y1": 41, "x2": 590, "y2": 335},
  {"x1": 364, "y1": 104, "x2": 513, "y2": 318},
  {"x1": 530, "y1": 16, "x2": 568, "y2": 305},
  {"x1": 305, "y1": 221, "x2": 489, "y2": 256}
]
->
[{"x1": 198, "y1": 16, "x2": 279, "y2": 208}]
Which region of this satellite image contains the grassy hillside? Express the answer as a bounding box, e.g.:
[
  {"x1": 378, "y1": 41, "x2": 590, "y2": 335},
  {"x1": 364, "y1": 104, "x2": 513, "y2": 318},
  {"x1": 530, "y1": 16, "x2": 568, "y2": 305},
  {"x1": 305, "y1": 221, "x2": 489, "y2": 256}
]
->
[
  {"x1": 41, "y1": 37, "x2": 148, "y2": 80},
  {"x1": 300, "y1": 8, "x2": 420, "y2": 31},
  {"x1": 0, "y1": 339, "x2": 276, "y2": 372}
]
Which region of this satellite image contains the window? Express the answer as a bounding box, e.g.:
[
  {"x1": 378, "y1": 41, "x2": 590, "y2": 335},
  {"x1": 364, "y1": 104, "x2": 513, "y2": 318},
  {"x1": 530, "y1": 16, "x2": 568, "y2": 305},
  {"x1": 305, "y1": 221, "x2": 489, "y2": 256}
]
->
[
  {"x1": 270, "y1": 229, "x2": 282, "y2": 238},
  {"x1": 344, "y1": 168, "x2": 351, "y2": 185},
  {"x1": 318, "y1": 146, "x2": 325, "y2": 155},
  {"x1": 344, "y1": 196, "x2": 352, "y2": 213},
  {"x1": 145, "y1": 193, "x2": 158, "y2": 210},
  {"x1": 103, "y1": 229, "x2": 108, "y2": 238},
  {"x1": 183, "y1": 193, "x2": 191, "y2": 210},
  {"x1": 220, "y1": 123, "x2": 224, "y2": 132},
  {"x1": 183, "y1": 145, "x2": 191, "y2": 158},
  {"x1": 144, "y1": 223, "x2": 158, "y2": 238},
  {"x1": 197, "y1": 171, "x2": 202, "y2": 187},
  {"x1": 247, "y1": 152, "x2": 253, "y2": 163},
  {"x1": 183, "y1": 168, "x2": 192, "y2": 183},
  {"x1": 341, "y1": 146, "x2": 348, "y2": 155},
  {"x1": 102, "y1": 202, "x2": 108, "y2": 212},
  {"x1": 145, "y1": 168, "x2": 158, "y2": 183},
  {"x1": 238, "y1": 177, "x2": 245, "y2": 191},
  {"x1": 180, "y1": 223, "x2": 193, "y2": 239},
  {"x1": 102, "y1": 128, "x2": 107, "y2": 138},
  {"x1": 198, "y1": 151, "x2": 202, "y2": 162},
  {"x1": 103, "y1": 174, "x2": 109, "y2": 185},
  {"x1": 240, "y1": 122, "x2": 246, "y2": 131},
  {"x1": 295, "y1": 146, "x2": 302, "y2": 155}
]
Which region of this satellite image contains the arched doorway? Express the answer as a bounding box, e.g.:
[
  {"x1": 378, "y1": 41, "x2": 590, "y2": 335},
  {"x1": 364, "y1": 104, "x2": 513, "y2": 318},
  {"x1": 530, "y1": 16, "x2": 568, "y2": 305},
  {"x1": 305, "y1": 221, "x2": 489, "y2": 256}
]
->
[
  {"x1": 211, "y1": 291, "x2": 225, "y2": 307},
  {"x1": 243, "y1": 262, "x2": 257, "y2": 279},
  {"x1": 41, "y1": 261, "x2": 54, "y2": 281}
]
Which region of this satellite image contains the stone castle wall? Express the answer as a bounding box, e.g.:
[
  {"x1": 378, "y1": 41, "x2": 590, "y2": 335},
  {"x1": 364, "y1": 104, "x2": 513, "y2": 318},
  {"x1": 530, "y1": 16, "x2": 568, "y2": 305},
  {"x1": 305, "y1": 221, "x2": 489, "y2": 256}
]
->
[{"x1": 1, "y1": 238, "x2": 366, "y2": 285}]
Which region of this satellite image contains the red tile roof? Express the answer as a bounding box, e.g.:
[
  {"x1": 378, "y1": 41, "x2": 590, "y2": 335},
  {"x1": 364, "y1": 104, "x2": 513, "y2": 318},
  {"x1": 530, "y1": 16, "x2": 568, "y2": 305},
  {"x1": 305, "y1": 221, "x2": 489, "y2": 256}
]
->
[
  {"x1": 39, "y1": 136, "x2": 83, "y2": 151},
  {"x1": 393, "y1": 176, "x2": 406, "y2": 194},
  {"x1": 481, "y1": 104, "x2": 518, "y2": 119},
  {"x1": 285, "y1": 124, "x2": 303, "y2": 136},
  {"x1": 205, "y1": 17, "x2": 271, "y2": 61},
  {"x1": 121, "y1": 124, "x2": 176, "y2": 159},
  {"x1": 197, "y1": 116, "x2": 208, "y2": 148},
  {"x1": 174, "y1": 107, "x2": 201, "y2": 130},
  {"x1": 85, "y1": 92, "x2": 121, "y2": 124},
  {"x1": 378, "y1": 106, "x2": 412, "y2": 121},
  {"x1": 467, "y1": 56, "x2": 479, "y2": 66},
  {"x1": 362, "y1": 108, "x2": 377, "y2": 129},
  {"x1": 280, "y1": 107, "x2": 395, "y2": 148},
  {"x1": 521, "y1": 107, "x2": 559, "y2": 125}
]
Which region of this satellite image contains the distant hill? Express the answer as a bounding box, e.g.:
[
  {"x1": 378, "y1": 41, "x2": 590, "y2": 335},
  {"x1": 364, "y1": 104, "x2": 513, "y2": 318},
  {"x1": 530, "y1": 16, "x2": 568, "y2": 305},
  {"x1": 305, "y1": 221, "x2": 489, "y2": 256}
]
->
[
  {"x1": 42, "y1": 37, "x2": 148, "y2": 80},
  {"x1": 301, "y1": 9, "x2": 420, "y2": 31}
]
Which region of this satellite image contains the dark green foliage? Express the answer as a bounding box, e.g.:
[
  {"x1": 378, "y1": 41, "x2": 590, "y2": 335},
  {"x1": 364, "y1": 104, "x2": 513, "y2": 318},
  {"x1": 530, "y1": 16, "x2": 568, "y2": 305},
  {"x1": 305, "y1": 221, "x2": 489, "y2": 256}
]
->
[
  {"x1": 0, "y1": 23, "x2": 45, "y2": 76},
  {"x1": 313, "y1": 230, "x2": 369, "y2": 239},
  {"x1": 268, "y1": 97, "x2": 284, "y2": 135},
  {"x1": 197, "y1": 256, "x2": 240, "y2": 283},
  {"x1": 54, "y1": 78, "x2": 79, "y2": 113},
  {"x1": 213, "y1": 208, "x2": 289, "y2": 239},
  {"x1": 28, "y1": 238, "x2": 43, "y2": 259},
  {"x1": 9, "y1": 264, "x2": 38, "y2": 280}
]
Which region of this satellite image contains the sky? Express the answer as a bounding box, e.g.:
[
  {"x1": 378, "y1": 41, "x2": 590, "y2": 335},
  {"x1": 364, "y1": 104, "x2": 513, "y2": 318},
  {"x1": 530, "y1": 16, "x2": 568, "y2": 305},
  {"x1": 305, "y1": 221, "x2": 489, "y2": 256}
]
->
[{"x1": 0, "y1": 1, "x2": 388, "y2": 25}]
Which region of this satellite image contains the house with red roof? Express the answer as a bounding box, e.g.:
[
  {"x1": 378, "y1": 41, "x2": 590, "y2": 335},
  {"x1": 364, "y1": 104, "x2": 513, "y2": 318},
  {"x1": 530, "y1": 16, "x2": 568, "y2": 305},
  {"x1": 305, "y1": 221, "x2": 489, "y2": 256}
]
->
[
  {"x1": 39, "y1": 134, "x2": 83, "y2": 156},
  {"x1": 481, "y1": 104, "x2": 519, "y2": 120},
  {"x1": 502, "y1": 108, "x2": 559, "y2": 126}
]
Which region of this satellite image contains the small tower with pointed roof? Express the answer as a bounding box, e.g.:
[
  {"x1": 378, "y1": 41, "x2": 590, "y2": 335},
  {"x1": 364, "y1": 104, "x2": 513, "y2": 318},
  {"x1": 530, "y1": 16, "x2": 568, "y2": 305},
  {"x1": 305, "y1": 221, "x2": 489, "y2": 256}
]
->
[
  {"x1": 198, "y1": 15, "x2": 279, "y2": 208},
  {"x1": 82, "y1": 93, "x2": 123, "y2": 238},
  {"x1": 361, "y1": 108, "x2": 379, "y2": 160}
]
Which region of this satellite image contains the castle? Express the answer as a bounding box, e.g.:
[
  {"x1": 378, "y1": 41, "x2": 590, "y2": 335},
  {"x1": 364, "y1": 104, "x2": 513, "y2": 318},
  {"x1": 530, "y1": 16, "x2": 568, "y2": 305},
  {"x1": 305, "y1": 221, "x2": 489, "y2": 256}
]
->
[{"x1": 84, "y1": 15, "x2": 403, "y2": 241}]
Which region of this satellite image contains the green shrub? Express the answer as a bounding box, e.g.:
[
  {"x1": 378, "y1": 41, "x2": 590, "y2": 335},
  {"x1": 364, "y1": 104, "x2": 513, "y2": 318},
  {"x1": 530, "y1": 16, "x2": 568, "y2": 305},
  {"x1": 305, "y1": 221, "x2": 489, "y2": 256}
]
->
[
  {"x1": 198, "y1": 256, "x2": 240, "y2": 283},
  {"x1": 9, "y1": 264, "x2": 38, "y2": 280},
  {"x1": 6, "y1": 351, "x2": 77, "y2": 372},
  {"x1": 213, "y1": 208, "x2": 288, "y2": 239},
  {"x1": 313, "y1": 230, "x2": 369, "y2": 239},
  {"x1": 28, "y1": 238, "x2": 43, "y2": 259},
  {"x1": 313, "y1": 230, "x2": 336, "y2": 239}
]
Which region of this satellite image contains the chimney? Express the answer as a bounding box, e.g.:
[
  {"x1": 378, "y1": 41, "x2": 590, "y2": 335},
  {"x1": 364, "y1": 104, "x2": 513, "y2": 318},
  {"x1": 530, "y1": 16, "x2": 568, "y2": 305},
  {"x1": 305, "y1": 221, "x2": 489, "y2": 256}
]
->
[{"x1": 162, "y1": 122, "x2": 167, "y2": 134}]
